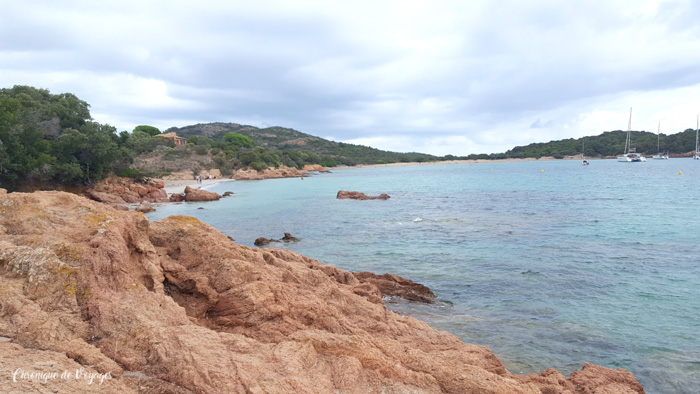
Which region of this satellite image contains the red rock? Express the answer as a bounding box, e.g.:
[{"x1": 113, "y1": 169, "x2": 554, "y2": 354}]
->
[
  {"x1": 87, "y1": 190, "x2": 126, "y2": 204},
  {"x1": 85, "y1": 177, "x2": 169, "y2": 204},
  {"x1": 149, "y1": 179, "x2": 165, "y2": 189},
  {"x1": 183, "y1": 185, "x2": 221, "y2": 202},
  {"x1": 169, "y1": 193, "x2": 185, "y2": 202},
  {"x1": 353, "y1": 271, "x2": 437, "y2": 303},
  {"x1": 302, "y1": 164, "x2": 330, "y2": 172},
  {"x1": 120, "y1": 191, "x2": 141, "y2": 203},
  {"x1": 233, "y1": 165, "x2": 308, "y2": 180},
  {"x1": 0, "y1": 190, "x2": 647, "y2": 394},
  {"x1": 337, "y1": 190, "x2": 390, "y2": 200},
  {"x1": 570, "y1": 363, "x2": 645, "y2": 393}
]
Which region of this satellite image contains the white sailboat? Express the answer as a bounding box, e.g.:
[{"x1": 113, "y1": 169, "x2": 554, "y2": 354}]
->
[
  {"x1": 617, "y1": 108, "x2": 647, "y2": 162},
  {"x1": 652, "y1": 122, "x2": 668, "y2": 160},
  {"x1": 581, "y1": 140, "x2": 589, "y2": 165},
  {"x1": 694, "y1": 115, "x2": 700, "y2": 160}
]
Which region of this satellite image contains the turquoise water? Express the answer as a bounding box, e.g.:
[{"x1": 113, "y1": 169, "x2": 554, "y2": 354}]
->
[{"x1": 148, "y1": 159, "x2": 700, "y2": 393}]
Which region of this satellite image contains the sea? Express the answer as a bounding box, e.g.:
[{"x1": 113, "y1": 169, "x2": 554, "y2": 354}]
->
[{"x1": 147, "y1": 159, "x2": 700, "y2": 394}]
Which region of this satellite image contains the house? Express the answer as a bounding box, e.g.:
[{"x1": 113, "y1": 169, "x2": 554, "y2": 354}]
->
[{"x1": 155, "y1": 132, "x2": 187, "y2": 146}]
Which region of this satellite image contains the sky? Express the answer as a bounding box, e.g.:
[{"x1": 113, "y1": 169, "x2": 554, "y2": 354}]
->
[{"x1": 3, "y1": 0, "x2": 700, "y2": 155}]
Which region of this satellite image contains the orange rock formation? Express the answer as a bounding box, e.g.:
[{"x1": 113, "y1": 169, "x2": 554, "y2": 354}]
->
[
  {"x1": 86, "y1": 176, "x2": 168, "y2": 205},
  {"x1": 0, "y1": 190, "x2": 645, "y2": 393},
  {"x1": 233, "y1": 165, "x2": 308, "y2": 180}
]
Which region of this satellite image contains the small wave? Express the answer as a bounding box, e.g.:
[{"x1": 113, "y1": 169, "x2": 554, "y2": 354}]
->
[{"x1": 413, "y1": 217, "x2": 424, "y2": 222}]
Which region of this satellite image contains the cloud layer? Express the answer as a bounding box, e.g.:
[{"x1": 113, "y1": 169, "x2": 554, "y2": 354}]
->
[{"x1": 3, "y1": 0, "x2": 700, "y2": 154}]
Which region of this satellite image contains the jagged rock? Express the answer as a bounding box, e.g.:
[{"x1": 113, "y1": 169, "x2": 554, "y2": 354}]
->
[
  {"x1": 337, "y1": 190, "x2": 390, "y2": 200},
  {"x1": 281, "y1": 232, "x2": 300, "y2": 242},
  {"x1": 85, "y1": 176, "x2": 168, "y2": 204},
  {"x1": 254, "y1": 233, "x2": 300, "y2": 246},
  {"x1": 222, "y1": 191, "x2": 234, "y2": 197},
  {"x1": 353, "y1": 271, "x2": 437, "y2": 303},
  {"x1": 0, "y1": 190, "x2": 647, "y2": 394}
]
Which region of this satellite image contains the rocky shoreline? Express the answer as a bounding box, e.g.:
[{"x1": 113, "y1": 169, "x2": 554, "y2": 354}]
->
[{"x1": 0, "y1": 189, "x2": 645, "y2": 393}]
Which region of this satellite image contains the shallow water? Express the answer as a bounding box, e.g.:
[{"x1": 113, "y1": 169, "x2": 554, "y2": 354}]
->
[{"x1": 148, "y1": 159, "x2": 700, "y2": 393}]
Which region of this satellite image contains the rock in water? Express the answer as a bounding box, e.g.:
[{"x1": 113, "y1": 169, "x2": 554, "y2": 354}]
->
[
  {"x1": 183, "y1": 185, "x2": 221, "y2": 202},
  {"x1": 337, "y1": 190, "x2": 390, "y2": 200},
  {"x1": 353, "y1": 271, "x2": 437, "y2": 303}
]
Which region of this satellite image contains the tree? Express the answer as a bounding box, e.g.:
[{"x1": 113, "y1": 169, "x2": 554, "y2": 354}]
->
[
  {"x1": 134, "y1": 125, "x2": 161, "y2": 136},
  {"x1": 222, "y1": 132, "x2": 253, "y2": 148},
  {"x1": 52, "y1": 123, "x2": 128, "y2": 184}
]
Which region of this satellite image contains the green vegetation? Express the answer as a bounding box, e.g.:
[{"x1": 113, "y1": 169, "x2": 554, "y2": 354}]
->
[
  {"x1": 133, "y1": 125, "x2": 161, "y2": 136},
  {"x1": 504, "y1": 129, "x2": 697, "y2": 159},
  {"x1": 169, "y1": 122, "x2": 439, "y2": 166},
  {"x1": 3, "y1": 84, "x2": 700, "y2": 193},
  {"x1": 0, "y1": 86, "x2": 130, "y2": 190}
]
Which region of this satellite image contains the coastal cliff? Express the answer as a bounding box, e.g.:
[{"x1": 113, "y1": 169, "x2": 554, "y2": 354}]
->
[{"x1": 0, "y1": 190, "x2": 644, "y2": 393}]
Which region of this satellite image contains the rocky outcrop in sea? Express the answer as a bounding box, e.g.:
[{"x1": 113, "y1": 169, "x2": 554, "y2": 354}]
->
[
  {"x1": 337, "y1": 190, "x2": 391, "y2": 200},
  {"x1": 169, "y1": 185, "x2": 221, "y2": 202},
  {"x1": 0, "y1": 189, "x2": 645, "y2": 393}
]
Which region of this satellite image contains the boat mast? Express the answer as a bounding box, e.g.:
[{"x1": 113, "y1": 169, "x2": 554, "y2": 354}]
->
[
  {"x1": 696, "y1": 115, "x2": 699, "y2": 155},
  {"x1": 657, "y1": 122, "x2": 661, "y2": 154},
  {"x1": 625, "y1": 107, "x2": 632, "y2": 154}
]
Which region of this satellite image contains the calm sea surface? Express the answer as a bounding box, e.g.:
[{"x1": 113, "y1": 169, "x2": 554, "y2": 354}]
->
[{"x1": 148, "y1": 159, "x2": 700, "y2": 393}]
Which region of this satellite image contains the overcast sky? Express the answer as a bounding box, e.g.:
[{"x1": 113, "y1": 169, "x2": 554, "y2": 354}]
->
[{"x1": 3, "y1": 0, "x2": 700, "y2": 155}]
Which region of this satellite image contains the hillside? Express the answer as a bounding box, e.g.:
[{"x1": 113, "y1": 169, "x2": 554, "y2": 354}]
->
[
  {"x1": 504, "y1": 129, "x2": 698, "y2": 159},
  {"x1": 167, "y1": 122, "x2": 439, "y2": 166}
]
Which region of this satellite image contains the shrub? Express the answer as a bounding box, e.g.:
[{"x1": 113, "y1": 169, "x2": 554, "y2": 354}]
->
[
  {"x1": 118, "y1": 167, "x2": 144, "y2": 178},
  {"x1": 250, "y1": 161, "x2": 268, "y2": 171}
]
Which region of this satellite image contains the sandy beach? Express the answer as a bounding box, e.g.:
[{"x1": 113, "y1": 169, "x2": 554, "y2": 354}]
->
[{"x1": 331, "y1": 155, "x2": 593, "y2": 170}]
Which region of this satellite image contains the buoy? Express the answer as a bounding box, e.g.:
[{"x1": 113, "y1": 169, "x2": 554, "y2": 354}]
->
[
  {"x1": 541, "y1": 170, "x2": 544, "y2": 172},
  {"x1": 679, "y1": 171, "x2": 682, "y2": 175}
]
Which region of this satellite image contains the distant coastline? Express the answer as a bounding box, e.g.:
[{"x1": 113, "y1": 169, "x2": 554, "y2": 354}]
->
[{"x1": 333, "y1": 155, "x2": 590, "y2": 169}]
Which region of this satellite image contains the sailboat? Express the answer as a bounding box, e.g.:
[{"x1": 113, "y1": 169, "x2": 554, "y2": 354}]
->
[
  {"x1": 581, "y1": 140, "x2": 589, "y2": 165},
  {"x1": 617, "y1": 108, "x2": 647, "y2": 162},
  {"x1": 652, "y1": 122, "x2": 668, "y2": 160},
  {"x1": 694, "y1": 115, "x2": 700, "y2": 160}
]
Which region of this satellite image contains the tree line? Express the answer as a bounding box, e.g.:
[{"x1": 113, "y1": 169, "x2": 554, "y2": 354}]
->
[{"x1": 3, "y1": 85, "x2": 700, "y2": 192}]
